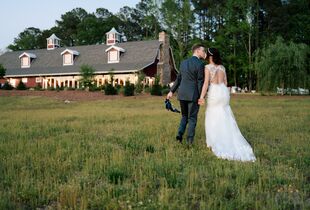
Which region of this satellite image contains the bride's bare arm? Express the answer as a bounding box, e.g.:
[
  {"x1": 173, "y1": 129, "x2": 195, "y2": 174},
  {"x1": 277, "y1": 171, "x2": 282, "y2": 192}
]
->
[
  {"x1": 224, "y1": 73, "x2": 227, "y2": 86},
  {"x1": 199, "y1": 67, "x2": 210, "y2": 99}
]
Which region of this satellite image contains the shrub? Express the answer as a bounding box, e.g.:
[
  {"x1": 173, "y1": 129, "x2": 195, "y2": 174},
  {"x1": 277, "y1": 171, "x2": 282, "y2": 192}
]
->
[
  {"x1": 55, "y1": 85, "x2": 64, "y2": 92},
  {"x1": 123, "y1": 80, "x2": 135, "y2": 96},
  {"x1": 16, "y1": 81, "x2": 27, "y2": 90},
  {"x1": 47, "y1": 86, "x2": 55, "y2": 91},
  {"x1": 64, "y1": 87, "x2": 75, "y2": 91},
  {"x1": 104, "y1": 71, "x2": 118, "y2": 95},
  {"x1": 89, "y1": 85, "x2": 101, "y2": 92},
  {"x1": 2, "y1": 82, "x2": 13, "y2": 90},
  {"x1": 104, "y1": 84, "x2": 117, "y2": 95},
  {"x1": 151, "y1": 75, "x2": 162, "y2": 96},
  {"x1": 135, "y1": 72, "x2": 145, "y2": 94},
  {"x1": 34, "y1": 84, "x2": 43, "y2": 91},
  {"x1": 144, "y1": 84, "x2": 150, "y2": 93},
  {"x1": 161, "y1": 85, "x2": 171, "y2": 95},
  {"x1": 115, "y1": 84, "x2": 122, "y2": 94}
]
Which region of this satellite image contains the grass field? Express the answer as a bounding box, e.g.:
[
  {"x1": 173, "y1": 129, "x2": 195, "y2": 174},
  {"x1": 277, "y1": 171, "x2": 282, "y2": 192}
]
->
[{"x1": 0, "y1": 94, "x2": 309, "y2": 210}]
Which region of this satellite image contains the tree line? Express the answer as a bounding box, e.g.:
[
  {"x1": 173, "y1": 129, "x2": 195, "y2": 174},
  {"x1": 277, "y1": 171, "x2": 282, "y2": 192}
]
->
[{"x1": 5, "y1": 0, "x2": 310, "y2": 92}]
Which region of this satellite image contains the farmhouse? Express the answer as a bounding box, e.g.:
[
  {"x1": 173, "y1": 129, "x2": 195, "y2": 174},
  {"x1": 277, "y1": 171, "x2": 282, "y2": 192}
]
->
[{"x1": 0, "y1": 28, "x2": 177, "y2": 89}]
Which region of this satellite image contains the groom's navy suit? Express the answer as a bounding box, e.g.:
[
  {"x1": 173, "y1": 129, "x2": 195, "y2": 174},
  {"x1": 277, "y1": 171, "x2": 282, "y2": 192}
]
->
[{"x1": 170, "y1": 56, "x2": 205, "y2": 143}]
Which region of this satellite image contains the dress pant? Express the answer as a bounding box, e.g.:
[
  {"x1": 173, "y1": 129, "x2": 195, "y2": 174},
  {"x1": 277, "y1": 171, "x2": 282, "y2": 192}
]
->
[{"x1": 177, "y1": 100, "x2": 200, "y2": 143}]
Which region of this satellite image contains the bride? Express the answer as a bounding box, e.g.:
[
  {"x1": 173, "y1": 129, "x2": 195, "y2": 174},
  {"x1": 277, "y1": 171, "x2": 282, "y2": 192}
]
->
[{"x1": 198, "y1": 48, "x2": 256, "y2": 162}]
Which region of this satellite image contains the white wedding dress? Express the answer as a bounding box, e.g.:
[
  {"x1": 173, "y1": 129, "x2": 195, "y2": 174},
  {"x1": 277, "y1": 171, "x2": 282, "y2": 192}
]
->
[{"x1": 205, "y1": 64, "x2": 256, "y2": 162}]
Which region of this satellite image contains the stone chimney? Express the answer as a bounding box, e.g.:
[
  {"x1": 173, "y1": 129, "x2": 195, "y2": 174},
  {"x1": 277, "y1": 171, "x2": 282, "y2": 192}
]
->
[{"x1": 157, "y1": 31, "x2": 171, "y2": 85}]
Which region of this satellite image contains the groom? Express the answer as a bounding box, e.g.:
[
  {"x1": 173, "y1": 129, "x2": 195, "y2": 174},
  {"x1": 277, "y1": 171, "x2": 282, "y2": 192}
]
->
[{"x1": 166, "y1": 44, "x2": 205, "y2": 145}]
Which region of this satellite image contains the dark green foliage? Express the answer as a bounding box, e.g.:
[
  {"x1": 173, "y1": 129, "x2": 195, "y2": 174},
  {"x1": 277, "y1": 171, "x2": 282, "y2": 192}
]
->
[
  {"x1": 34, "y1": 84, "x2": 43, "y2": 91},
  {"x1": 123, "y1": 80, "x2": 135, "y2": 96},
  {"x1": 135, "y1": 72, "x2": 145, "y2": 94},
  {"x1": 106, "y1": 166, "x2": 128, "y2": 185},
  {"x1": 104, "y1": 84, "x2": 117, "y2": 95},
  {"x1": 255, "y1": 37, "x2": 309, "y2": 91},
  {"x1": 143, "y1": 84, "x2": 150, "y2": 93},
  {"x1": 16, "y1": 81, "x2": 27, "y2": 90},
  {"x1": 88, "y1": 85, "x2": 101, "y2": 92},
  {"x1": 161, "y1": 85, "x2": 170, "y2": 95},
  {"x1": 145, "y1": 145, "x2": 155, "y2": 153},
  {"x1": 79, "y1": 64, "x2": 95, "y2": 89},
  {"x1": 0, "y1": 64, "x2": 5, "y2": 78},
  {"x1": 47, "y1": 86, "x2": 55, "y2": 91},
  {"x1": 150, "y1": 75, "x2": 162, "y2": 96},
  {"x1": 104, "y1": 71, "x2": 118, "y2": 95},
  {"x1": 2, "y1": 82, "x2": 13, "y2": 90},
  {"x1": 6, "y1": 0, "x2": 309, "y2": 92}
]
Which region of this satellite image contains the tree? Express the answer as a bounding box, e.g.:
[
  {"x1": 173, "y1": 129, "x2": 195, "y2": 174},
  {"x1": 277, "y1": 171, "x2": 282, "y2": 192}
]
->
[
  {"x1": 255, "y1": 37, "x2": 309, "y2": 93},
  {"x1": 79, "y1": 64, "x2": 95, "y2": 89},
  {"x1": 261, "y1": 0, "x2": 310, "y2": 45},
  {"x1": 161, "y1": 0, "x2": 195, "y2": 66},
  {"x1": 117, "y1": 6, "x2": 144, "y2": 41},
  {"x1": 55, "y1": 8, "x2": 88, "y2": 46},
  {"x1": 8, "y1": 27, "x2": 43, "y2": 51},
  {"x1": 136, "y1": 0, "x2": 162, "y2": 40}
]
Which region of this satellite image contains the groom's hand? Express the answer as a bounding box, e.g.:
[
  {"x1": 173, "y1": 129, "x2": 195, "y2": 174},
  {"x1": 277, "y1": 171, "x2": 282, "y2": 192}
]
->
[{"x1": 167, "y1": 91, "x2": 173, "y2": 99}]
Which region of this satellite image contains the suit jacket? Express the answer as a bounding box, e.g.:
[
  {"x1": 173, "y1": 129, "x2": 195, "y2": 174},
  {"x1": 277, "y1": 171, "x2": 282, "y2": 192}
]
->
[{"x1": 170, "y1": 56, "x2": 205, "y2": 102}]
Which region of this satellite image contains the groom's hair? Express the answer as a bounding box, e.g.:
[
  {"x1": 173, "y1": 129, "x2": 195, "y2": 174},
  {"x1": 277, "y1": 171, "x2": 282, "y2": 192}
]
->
[{"x1": 192, "y1": 44, "x2": 204, "y2": 53}]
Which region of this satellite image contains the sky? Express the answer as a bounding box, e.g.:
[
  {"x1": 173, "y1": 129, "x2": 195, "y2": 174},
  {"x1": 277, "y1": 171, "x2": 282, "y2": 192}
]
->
[{"x1": 0, "y1": 0, "x2": 140, "y2": 51}]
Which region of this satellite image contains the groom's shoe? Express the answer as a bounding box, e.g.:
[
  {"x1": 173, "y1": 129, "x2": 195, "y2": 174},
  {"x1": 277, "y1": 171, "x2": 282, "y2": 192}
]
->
[{"x1": 176, "y1": 135, "x2": 183, "y2": 143}]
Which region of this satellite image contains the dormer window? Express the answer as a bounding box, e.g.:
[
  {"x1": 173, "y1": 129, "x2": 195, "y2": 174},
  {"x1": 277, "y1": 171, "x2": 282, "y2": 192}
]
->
[
  {"x1": 19, "y1": 52, "x2": 36, "y2": 68},
  {"x1": 46, "y1": 34, "x2": 61, "y2": 50},
  {"x1": 105, "y1": 46, "x2": 125, "y2": 63},
  {"x1": 61, "y1": 49, "x2": 79, "y2": 66},
  {"x1": 106, "y1": 27, "x2": 121, "y2": 45}
]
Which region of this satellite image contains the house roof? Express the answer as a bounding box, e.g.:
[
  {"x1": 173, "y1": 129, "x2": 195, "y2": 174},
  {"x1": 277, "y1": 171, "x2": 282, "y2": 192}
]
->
[
  {"x1": 105, "y1": 45, "x2": 125, "y2": 53},
  {"x1": 0, "y1": 40, "x2": 161, "y2": 77},
  {"x1": 106, "y1": 27, "x2": 121, "y2": 35},
  {"x1": 47, "y1": 34, "x2": 61, "y2": 40},
  {"x1": 61, "y1": 49, "x2": 80, "y2": 56},
  {"x1": 19, "y1": 52, "x2": 37, "y2": 59}
]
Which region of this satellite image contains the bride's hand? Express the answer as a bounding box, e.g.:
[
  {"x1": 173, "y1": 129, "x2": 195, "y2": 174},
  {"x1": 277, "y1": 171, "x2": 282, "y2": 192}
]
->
[{"x1": 198, "y1": 98, "x2": 205, "y2": 105}]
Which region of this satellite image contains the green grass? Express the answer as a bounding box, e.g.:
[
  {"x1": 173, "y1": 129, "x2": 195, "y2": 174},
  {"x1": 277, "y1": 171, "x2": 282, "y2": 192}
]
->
[{"x1": 0, "y1": 95, "x2": 309, "y2": 210}]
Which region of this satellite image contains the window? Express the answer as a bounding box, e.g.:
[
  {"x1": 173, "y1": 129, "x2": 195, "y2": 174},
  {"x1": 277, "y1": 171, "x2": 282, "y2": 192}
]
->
[
  {"x1": 105, "y1": 46, "x2": 125, "y2": 63},
  {"x1": 22, "y1": 78, "x2": 28, "y2": 83},
  {"x1": 36, "y1": 77, "x2": 42, "y2": 83},
  {"x1": 64, "y1": 53, "x2": 72, "y2": 65},
  {"x1": 61, "y1": 49, "x2": 79, "y2": 66},
  {"x1": 108, "y1": 50, "x2": 118, "y2": 63},
  {"x1": 19, "y1": 52, "x2": 36, "y2": 68},
  {"x1": 21, "y1": 57, "x2": 30, "y2": 67}
]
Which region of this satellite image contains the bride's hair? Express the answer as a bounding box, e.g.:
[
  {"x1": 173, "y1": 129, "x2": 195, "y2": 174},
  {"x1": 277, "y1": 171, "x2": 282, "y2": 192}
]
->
[{"x1": 206, "y1": 48, "x2": 222, "y2": 65}]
